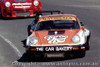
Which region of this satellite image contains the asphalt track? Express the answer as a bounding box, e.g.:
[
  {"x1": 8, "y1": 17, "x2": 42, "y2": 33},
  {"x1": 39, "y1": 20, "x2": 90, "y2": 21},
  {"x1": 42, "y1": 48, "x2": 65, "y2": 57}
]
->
[{"x1": 0, "y1": 0, "x2": 100, "y2": 67}]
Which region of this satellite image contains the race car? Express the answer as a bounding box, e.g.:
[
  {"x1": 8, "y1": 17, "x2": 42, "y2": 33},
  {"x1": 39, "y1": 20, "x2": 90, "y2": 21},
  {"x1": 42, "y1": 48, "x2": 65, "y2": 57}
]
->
[
  {"x1": 0, "y1": 0, "x2": 42, "y2": 18},
  {"x1": 26, "y1": 11, "x2": 91, "y2": 59}
]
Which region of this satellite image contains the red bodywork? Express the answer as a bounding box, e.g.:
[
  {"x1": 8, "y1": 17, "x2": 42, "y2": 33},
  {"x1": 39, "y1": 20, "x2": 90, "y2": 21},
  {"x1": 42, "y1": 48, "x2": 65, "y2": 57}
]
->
[{"x1": 0, "y1": 0, "x2": 42, "y2": 18}]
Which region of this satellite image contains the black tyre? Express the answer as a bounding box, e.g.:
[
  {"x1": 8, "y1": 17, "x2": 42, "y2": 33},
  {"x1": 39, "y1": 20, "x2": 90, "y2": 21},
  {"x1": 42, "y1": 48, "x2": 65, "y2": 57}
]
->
[
  {"x1": 26, "y1": 51, "x2": 36, "y2": 61},
  {"x1": 0, "y1": 10, "x2": 2, "y2": 18},
  {"x1": 26, "y1": 51, "x2": 44, "y2": 61},
  {"x1": 27, "y1": 25, "x2": 32, "y2": 36},
  {"x1": 75, "y1": 50, "x2": 86, "y2": 58},
  {"x1": 85, "y1": 33, "x2": 91, "y2": 50}
]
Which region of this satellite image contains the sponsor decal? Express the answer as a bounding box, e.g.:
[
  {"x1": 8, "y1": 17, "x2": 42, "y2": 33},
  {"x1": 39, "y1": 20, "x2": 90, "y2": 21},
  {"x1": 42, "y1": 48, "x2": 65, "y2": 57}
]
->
[
  {"x1": 39, "y1": 16, "x2": 76, "y2": 22},
  {"x1": 36, "y1": 47, "x2": 72, "y2": 51},
  {"x1": 44, "y1": 36, "x2": 68, "y2": 44},
  {"x1": 14, "y1": 6, "x2": 30, "y2": 8},
  {"x1": 12, "y1": 3, "x2": 32, "y2": 5}
]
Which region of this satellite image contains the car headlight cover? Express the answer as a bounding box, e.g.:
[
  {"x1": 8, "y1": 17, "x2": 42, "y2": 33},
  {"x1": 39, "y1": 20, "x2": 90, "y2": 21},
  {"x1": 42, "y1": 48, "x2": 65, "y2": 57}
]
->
[
  {"x1": 34, "y1": 0, "x2": 39, "y2": 6},
  {"x1": 72, "y1": 35, "x2": 80, "y2": 43},
  {"x1": 5, "y1": 2, "x2": 11, "y2": 7},
  {"x1": 30, "y1": 37, "x2": 38, "y2": 45}
]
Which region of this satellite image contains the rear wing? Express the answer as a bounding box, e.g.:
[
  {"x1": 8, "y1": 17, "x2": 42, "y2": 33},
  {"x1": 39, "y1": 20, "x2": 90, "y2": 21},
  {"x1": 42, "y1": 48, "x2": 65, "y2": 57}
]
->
[
  {"x1": 34, "y1": 10, "x2": 63, "y2": 22},
  {"x1": 36, "y1": 10, "x2": 63, "y2": 16}
]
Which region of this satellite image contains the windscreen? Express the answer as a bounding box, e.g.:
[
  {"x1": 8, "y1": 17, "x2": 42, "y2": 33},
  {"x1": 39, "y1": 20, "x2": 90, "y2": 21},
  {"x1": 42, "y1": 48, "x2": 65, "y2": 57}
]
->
[{"x1": 36, "y1": 20, "x2": 80, "y2": 31}]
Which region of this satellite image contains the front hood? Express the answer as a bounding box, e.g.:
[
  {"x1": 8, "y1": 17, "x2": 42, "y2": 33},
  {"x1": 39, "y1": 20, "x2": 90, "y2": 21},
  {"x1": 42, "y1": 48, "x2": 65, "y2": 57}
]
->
[{"x1": 35, "y1": 29, "x2": 80, "y2": 46}]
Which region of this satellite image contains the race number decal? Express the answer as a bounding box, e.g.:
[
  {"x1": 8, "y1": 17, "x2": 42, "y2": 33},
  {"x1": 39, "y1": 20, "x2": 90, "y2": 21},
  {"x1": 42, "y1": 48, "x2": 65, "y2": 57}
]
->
[{"x1": 44, "y1": 36, "x2": 68, "y2": 44}]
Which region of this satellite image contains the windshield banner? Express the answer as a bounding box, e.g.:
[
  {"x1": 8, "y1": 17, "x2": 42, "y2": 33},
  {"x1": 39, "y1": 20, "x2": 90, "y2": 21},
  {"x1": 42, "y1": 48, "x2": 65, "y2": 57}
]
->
[{"x1": 39, "y1": 16, "x2": 76, "y2": 22}]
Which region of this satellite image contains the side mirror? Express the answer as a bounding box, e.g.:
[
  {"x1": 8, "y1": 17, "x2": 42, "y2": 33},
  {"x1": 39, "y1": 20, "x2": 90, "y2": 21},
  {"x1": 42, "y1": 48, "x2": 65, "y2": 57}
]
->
[
  {"x1": 80, "y1": 22, "x2": 84, "y2": 26},
  {"x1": 30, "y1": 29, "x2": 33, "y2": 33},
  {"x1": 81, "y1": 26, "x2": 85, "y2": 30}
]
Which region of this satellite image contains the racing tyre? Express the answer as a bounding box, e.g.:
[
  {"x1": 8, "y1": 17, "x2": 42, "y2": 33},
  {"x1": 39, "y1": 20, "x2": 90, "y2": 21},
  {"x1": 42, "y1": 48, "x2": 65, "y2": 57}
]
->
[
  {"x1": 79, "y1": 50, "x2": 86, "y2": 57},
  {"x1": 27, "y1": 25, "x2": 32, "y2": 36},
  {"x1": 74, "y1": 50, "x2": 86, "y2": 58},
  {"x1": 85, "y1": 33, "x2": 91, "y2": 50},
  {"x1": 0, "y1": 10, "x2": 2, "y2": 18},
  {"x1": 26, "y1": 51, "x2": 37, "y2": 61},
  {"x1": 26, "y1": 51, "x2": 44, "y2": 61}
]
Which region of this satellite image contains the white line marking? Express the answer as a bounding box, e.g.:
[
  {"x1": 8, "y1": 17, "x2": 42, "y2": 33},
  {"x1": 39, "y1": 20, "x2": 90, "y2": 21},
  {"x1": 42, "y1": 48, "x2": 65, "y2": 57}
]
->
[{"x1": 0, "y1": 34, "x2": 22, "y2": 57}]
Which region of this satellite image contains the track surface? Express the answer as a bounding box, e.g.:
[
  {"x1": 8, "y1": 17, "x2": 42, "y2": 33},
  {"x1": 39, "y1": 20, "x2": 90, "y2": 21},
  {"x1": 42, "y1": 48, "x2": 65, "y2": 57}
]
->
[{"x1": 0, "y1": 0, "x2": 100, "y2": 67}]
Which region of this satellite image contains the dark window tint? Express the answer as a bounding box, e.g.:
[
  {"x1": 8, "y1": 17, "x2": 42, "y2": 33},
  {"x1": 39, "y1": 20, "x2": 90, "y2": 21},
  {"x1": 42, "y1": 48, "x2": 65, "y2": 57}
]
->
[{"x1": 36, "y1": 20, "x2": 80, "y2": 31}]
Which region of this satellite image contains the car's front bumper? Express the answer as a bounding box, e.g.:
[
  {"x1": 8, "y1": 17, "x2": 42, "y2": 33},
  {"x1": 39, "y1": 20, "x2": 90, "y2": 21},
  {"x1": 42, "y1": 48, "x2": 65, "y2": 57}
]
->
[
  {"x1": 2, "y1": 9, "x2": 40, "y2": 18},
  {"x1": 26, "y1": 45, "x2": 86, "y2": 58},
  {"x1": 26, "y1": 45, "x2": 86, "y2": 52}
]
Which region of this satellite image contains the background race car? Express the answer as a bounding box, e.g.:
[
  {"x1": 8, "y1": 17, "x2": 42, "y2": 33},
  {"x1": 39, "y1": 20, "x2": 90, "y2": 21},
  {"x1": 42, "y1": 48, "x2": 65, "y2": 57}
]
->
[
  {"x1": 26, "y1": 11, "x2": 91, "y2": 59},
  {"x1": 0, "y1": 0, "x2": 42, "y2": 18}
]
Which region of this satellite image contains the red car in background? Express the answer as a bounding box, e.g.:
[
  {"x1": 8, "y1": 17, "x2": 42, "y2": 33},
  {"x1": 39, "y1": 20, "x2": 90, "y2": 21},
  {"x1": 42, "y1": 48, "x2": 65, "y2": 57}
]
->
[{"x1": 0, "y1": 0, "x2": 42, "y2": 18}]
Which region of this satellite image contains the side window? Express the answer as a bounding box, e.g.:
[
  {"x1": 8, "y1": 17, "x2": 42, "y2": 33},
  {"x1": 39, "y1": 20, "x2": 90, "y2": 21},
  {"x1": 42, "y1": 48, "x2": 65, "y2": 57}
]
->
[
  {"x1": 77, "y1": 18, "x2": 81, "y2": 23},
  {"x1": 0, "y1": 0, "x2": 1, "y2": 2}
]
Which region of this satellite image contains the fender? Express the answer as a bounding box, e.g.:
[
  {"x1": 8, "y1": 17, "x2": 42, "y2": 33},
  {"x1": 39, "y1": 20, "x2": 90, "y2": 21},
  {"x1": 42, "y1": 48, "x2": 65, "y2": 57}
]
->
[
  {"x1": 77, "y1": 28, "x2": 90, "y2": 45},
  {"x1": 84, "y1": 28, "x2": 91, "y2": 50},
  {"x1": 83, "y1": 28, "x2": 91, "y2": 44},
  {"x1": 84, "y1": 28, "x2": 90, "y2": 37}
]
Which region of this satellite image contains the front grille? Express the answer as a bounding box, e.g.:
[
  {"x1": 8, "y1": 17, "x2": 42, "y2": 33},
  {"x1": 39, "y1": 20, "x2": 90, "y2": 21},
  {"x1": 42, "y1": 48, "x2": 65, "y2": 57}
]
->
[{"x1": 16, "y1": 12, "x2": 30, "y2": 16}]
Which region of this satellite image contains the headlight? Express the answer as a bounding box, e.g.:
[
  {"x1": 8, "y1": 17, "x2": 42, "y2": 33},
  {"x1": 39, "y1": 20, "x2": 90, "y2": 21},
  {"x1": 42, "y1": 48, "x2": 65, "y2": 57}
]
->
[
  {"x1": 5, "y1": 2, "x2": 11, "y2": 7},
  {"x1": 34, "y1": 0, "x2": 39, "y2": 6},
  {"x1": 72, "y1": 35, "x2": 80, "y2": 43},
  {"x1": 30, "y1": 37, "x2": 38, "y2": 45}
]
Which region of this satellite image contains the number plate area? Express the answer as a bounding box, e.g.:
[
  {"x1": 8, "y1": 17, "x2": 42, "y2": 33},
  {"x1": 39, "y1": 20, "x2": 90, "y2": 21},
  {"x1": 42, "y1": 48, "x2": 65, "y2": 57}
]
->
[{"x1": 45, "y1": 53, "x2": 65, "y2": 58}]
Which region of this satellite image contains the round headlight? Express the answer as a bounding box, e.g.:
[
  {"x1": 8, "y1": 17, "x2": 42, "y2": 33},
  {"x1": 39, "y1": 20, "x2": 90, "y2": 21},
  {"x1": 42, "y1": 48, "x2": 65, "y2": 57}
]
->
[
  {"x1": 34, "y1": 0, "x2": 39, "y2": 6},
  {"x1": 30, "y1": 37, "x2": 38, "y2": 45},
  {"x1": 5, "y1": 2, "x2": 10, "y2": 7},
  {"x1": 72, "y1": 35, "x2": 80, "y2": 43}
]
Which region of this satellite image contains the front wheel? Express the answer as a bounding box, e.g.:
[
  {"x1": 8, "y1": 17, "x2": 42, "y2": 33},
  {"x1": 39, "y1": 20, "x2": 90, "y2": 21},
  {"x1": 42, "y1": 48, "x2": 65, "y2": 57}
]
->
[
  {"x1": 85, "y1": 33, "x2": 91, "y2": 50},
  {"x1": 26, "y1": 51, "x2": 44, "y2": 61},
  {"x1": 74, "y1": 50, "x2": 86, "y2": 58},
  {"x1": 0, "y1": 9, "x2": 2, "y2": 18},
  {"x1": 65, "y1": 50, "x2": 86, "y2": 59}
]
